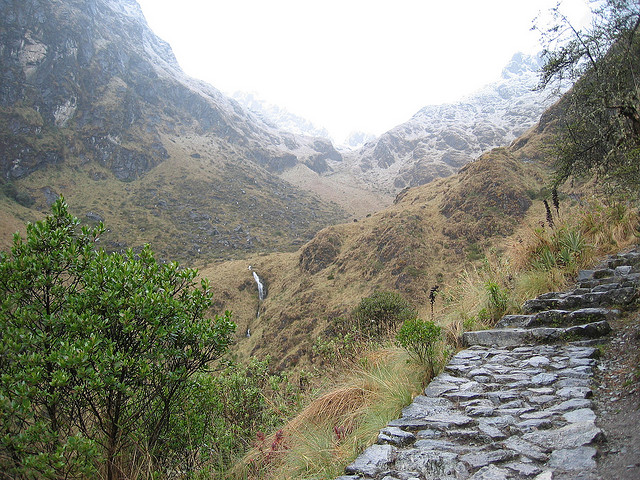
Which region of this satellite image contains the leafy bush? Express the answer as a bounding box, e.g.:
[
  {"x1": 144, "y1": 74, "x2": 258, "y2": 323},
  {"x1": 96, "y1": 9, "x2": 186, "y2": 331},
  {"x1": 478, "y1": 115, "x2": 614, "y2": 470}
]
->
[
  {"x1": 396, "y1": 318, "x2": 443, "y2": 377},
  {"x1": 352, "y1": 291, "x2": 418, "y2": 339},
  {"x1": 0, "y1": 197, "x2": 235, "y2": 479},
  {"x1": 157, "y1": 357, "x2": 302, "y2": 475}
]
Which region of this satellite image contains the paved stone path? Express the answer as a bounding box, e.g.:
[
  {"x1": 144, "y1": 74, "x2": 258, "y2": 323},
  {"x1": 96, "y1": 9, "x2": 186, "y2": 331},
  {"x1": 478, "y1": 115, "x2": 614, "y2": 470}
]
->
[{"x1": 337, "y1": 248, "x2": 640, "y2": 480}]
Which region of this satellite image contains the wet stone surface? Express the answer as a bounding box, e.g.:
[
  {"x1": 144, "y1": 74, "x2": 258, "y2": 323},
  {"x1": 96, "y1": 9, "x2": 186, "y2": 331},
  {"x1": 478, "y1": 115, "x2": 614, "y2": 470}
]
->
[
  {"x1": 342, "y1": 344, "x2": 606, "y2": 479},
  {"x1": 336, "y1": 248, "x2": 640, "y2": 479}
]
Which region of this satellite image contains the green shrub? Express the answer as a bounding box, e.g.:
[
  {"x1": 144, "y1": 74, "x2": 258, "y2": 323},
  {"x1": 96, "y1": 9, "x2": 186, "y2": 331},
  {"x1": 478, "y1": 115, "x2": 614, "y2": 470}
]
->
[
  {"x1": 396, "y1": 318, "x2": 442, "y2": 377},
  {"x1": 157, "y1": 357, "x2": 303, "y2": 475},
  {"x1": 353, "y1": 291, "x2": 418, "y2": 339}
]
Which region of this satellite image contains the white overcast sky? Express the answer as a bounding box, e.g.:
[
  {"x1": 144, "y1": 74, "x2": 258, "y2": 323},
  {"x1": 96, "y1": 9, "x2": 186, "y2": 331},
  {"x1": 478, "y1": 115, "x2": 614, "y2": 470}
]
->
[{"x1": 136, "y1": 0, "x2": 592, "y2": 142}]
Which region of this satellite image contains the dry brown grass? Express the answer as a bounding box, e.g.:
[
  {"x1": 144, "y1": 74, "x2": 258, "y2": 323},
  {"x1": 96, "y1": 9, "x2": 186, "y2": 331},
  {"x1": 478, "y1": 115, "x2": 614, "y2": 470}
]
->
[
  {"x1": 199, "y1": 150, "x2": 551, "y2": 372},
  {"x1": 232, "y1": 347, "x2": 422, "y2": 480}
]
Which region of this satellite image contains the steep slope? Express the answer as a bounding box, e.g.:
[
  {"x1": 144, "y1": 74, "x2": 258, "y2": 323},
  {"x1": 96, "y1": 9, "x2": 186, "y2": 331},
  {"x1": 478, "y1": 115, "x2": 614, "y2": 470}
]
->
[
  {"x1": 339, "y1": 53, "x2": 562, "y2": 194},
  {"x1": 0, "y1": 0, "x2": 345, "y2": 179},
  {"x1": 0, "y1": 0, "x2": 351, "y2": 258},
  {"x1": 198, "y1": 83, "x2": 571, "y2": 370}
]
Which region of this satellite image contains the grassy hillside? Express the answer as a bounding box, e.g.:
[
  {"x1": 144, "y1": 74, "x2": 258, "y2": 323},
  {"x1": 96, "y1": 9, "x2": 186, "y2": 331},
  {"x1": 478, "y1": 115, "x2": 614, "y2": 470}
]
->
[
  {"x1": 0, "y1": 132, "x2": 348, "y2": 262},
  {"x1": 201, "y1": 145, "x2": 552, "y2": 371}
]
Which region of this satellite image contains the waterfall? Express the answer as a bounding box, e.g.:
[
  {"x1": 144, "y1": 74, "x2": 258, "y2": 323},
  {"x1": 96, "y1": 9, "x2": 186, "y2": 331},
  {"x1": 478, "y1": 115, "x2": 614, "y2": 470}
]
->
[{"x1": 252, "y1": 271, "x2": 265, "y2": 301}]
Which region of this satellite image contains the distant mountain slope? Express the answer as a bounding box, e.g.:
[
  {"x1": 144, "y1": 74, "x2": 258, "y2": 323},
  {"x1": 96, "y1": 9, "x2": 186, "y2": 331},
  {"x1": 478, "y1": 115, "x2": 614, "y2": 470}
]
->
[
  {"x1": 0, "y1": 0, "x2": 350, "y2": 259},
  {"x1": 340, "y1": 53, "x2": 562, "y2": 194},
  {"x1": 198, "y1": 89, "x2": 571, "y2": 370},
  {"x1": 202, "y1": 145, "x2": 553, "y2": 371}
]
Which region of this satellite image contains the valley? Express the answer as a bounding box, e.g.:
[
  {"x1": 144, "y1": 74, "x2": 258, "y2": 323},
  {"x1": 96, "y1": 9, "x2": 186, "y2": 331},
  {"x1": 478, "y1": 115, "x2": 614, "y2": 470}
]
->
[
  {"x1": 2, "y1": 1, "x2": 639, "y2": 479},
  {"x1": 0, "y1": 0, "x2": 568, "y2": 372}
]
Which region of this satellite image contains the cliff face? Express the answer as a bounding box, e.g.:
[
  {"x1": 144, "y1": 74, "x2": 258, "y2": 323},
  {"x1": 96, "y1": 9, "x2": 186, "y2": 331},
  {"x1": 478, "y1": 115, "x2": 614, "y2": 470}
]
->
[{"x1": 0, "y1": 0, "x2": 342, "y2": 182}]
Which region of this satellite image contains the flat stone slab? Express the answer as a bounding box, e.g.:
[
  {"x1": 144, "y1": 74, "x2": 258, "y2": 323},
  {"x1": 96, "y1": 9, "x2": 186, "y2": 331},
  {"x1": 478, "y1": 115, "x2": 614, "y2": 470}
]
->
[
  {"x1": 548, "y1": 446, "x2": 598, "y2": 470},
  {"x1": 345, "y1": 444, "x2": 395, "y2": 477},
  {"x1": 462, "y1": 321, "x2": 611, "y2": 347},
  {"x1": 378, "y1": 427, "x2": 416, "y2": 447},
  {"x1": 394, "y1": 449, "x2": 461, "y2": 479},
  {"x1": 523, "y1": 421, "x2": 604, "y2": 450}
]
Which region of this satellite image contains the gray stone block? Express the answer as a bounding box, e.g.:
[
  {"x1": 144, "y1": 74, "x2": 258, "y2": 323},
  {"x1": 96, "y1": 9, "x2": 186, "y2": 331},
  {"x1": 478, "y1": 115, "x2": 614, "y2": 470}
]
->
[
  {"x1": 345, "y1": 444, "x2": 395, "y2": 477},
  {"x1": 394, "y1": 449, "x2": 460, "y2": 479},
  {"x1": 378, "y1": 427, "x2": 416, "y2": 447},
  {"x1": 523, "y1": 421, "x2": 604, "y2": 450},
  {"x1": 548, "y1": 446, "x2": 597, "y2": 470}
]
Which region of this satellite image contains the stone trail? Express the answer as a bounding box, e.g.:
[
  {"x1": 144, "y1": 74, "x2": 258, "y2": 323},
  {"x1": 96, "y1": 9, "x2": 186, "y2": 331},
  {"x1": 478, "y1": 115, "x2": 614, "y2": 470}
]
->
[{"x1": 336, "y1": 248, "x2": 640, "y2": 480}]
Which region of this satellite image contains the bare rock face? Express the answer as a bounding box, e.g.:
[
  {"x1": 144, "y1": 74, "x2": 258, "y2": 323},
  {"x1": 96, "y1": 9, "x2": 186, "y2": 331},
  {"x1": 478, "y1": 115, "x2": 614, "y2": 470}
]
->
[
  {"x1": 0, "y1": 0, "x2": 351, "y2": 261},
  {"x1": 0, "y1": 0, "x2": 341, "y2": 181}
]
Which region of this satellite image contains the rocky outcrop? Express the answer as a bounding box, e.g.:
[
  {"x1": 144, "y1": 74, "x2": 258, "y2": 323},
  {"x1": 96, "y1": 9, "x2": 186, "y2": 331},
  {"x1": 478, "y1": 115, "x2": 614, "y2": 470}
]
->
[
  {"x1": 299, "y1": 228, "x2": 342, "y2": 274},
  {"x1": 336, "y1": 248, "x2": 640, "y2": 480}
]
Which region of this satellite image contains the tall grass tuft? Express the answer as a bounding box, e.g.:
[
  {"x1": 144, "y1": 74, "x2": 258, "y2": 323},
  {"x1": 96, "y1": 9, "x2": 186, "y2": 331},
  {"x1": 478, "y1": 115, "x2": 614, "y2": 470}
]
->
[
  {"x1": 232, "y1": 348, "x2": 422, "y2": 480},
  {"x1": 511, "y1": 201, "x2": 639, "y2": 298},
  {"x1": 440, "y1": 251, "x2": 517, "y2": 336}
]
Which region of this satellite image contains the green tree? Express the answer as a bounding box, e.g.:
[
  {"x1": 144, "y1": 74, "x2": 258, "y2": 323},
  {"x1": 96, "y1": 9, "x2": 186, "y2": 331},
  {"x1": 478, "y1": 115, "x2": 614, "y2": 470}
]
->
[
  {"x1": 0, "y1": 197, "x2": 235, "y2": 479},
  {"x1": 0, "y1": 198, "x2": 101, "y2": 479},
  {"x1": 536, "y1": 0, "x2": 640, "y2": 197}
]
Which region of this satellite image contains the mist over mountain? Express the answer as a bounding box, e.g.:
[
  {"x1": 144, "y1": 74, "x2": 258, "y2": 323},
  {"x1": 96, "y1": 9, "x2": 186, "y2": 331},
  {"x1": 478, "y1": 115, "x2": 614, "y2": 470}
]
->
[
  {"x1": 343, "y1": 130, "x2": 378, "y2": 150},
  {"x1": 229, "y1": 91, "x2": 380, "y2": 150},
  {"x1": 338, "y1": 53, "x2": 562, "y2": 194},
  {"x1": 0, "y1": 0, "x2": 349, "y2": 179},
  {"x1": 230, "y1": 91, "x2": 332, "y2": 140}
]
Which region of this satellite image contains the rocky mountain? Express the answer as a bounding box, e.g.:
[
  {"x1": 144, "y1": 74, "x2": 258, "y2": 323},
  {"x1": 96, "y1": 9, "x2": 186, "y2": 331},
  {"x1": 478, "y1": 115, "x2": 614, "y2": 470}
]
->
[
  {"x1": 340, "y1": 53, "x2": 563, "y2": 193},
  {"x1": 0, "y1": 0, "x2": 347, "y2": 179},
  {"x1": 343, "y1": 130, "x2": 377, "y2": 150},
  {"x1": 0, "y1": 0, "x2": 350, "y2": 259}
]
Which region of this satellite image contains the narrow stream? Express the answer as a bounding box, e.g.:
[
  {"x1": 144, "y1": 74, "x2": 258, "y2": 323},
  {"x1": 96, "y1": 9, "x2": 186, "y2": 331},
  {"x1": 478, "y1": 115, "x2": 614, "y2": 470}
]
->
[
  {"x1": 247, "y1": 267, "x2": 266, "y2": 337},
  {"x1": 252, "y1": 271, "x2": 265, "y2": 301}
]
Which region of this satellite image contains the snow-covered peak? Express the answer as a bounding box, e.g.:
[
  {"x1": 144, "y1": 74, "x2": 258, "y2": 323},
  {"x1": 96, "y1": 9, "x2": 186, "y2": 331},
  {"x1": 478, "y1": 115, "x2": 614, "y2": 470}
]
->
[
  {"x1": 340, "y1": 52, "x2": 563, "y2": 193},
  {"x1": 501, "y1": 52, "x2": 542, "y2": 79},
  {"x1": 230, "y1": 91, "x2": 331, "y2": 139}
]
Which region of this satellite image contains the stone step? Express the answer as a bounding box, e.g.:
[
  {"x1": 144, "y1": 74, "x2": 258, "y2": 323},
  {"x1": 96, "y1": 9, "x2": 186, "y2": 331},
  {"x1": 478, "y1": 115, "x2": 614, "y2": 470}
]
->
[
  {"x1": 578, "y1": 272, "x2": 640, "y2": 289},
  {"x1": 340, "y1": 343, "x2": 604, "y2": 480},
  {"x1": 522, "y1": 288, "x2": 637, "y2": 313},
  {"x1": 607, "y1": 251, "x2": 640, "y2": 269},
  {"x1": 462, "y1": 321, "x2": 611, "y2": 347},
  {"x1": 497, "y1": 308, "x2": 619, "y2": 329}
]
